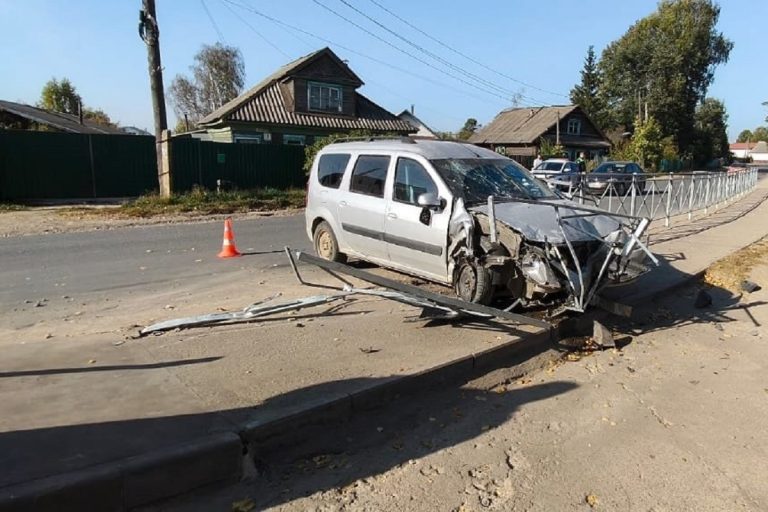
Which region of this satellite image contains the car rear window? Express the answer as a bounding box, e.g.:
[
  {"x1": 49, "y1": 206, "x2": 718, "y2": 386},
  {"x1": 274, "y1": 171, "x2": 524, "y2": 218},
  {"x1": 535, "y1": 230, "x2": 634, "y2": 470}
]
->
[
  {"x1": 349, "y1": 155, "x2": 390, "y2": 198},
  {"x1": 317, "y1": 153, "x2": 350, "y2": 189}
]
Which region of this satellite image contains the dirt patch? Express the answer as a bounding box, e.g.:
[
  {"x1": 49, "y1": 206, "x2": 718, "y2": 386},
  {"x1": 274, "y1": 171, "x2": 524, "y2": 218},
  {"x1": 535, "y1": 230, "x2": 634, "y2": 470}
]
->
[{"x1": 704, "y1": 236, "x2": 768, "y2": 292}]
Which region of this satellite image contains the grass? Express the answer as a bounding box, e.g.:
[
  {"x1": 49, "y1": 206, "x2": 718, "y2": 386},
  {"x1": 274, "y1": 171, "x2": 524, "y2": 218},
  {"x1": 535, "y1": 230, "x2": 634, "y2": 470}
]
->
[
  {"x1": 0, "y1": 203, "x2": 27, "y2": 212},
  {"x1": 61, "y1": 188, "x2": 306, "y2": 219},
  {"x1": 704, "y1": 237, "x2": 768, "y2": 292}
]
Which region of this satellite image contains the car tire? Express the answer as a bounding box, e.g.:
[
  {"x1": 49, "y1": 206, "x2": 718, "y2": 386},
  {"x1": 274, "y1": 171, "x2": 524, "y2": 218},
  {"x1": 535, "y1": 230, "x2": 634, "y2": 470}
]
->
[
  {"x1": 313, "y1": 221, "x2": 347, "y2": 263},
  {"x1": 454, "y1": 259, "x2": 493, "y2": 305}
]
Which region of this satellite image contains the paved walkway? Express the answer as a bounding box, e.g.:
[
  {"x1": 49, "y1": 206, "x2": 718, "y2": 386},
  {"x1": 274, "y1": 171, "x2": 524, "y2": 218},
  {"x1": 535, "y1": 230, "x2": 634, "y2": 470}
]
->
[{"x1": 2, "y1": 178, "x2": 767, "y2": 510}]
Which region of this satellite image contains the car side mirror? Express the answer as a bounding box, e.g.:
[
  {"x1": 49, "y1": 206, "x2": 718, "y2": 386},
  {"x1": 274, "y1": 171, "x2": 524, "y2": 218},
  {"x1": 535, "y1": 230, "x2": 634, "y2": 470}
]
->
[{"x1": 417, "y1": 192, "x2": 442, "y2": 209}]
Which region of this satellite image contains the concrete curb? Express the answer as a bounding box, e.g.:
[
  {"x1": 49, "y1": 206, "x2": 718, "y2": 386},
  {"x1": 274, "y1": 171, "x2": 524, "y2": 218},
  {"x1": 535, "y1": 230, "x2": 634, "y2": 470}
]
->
[{"x1": 0, "y1": 328, "x2": 552, "y2": 512}]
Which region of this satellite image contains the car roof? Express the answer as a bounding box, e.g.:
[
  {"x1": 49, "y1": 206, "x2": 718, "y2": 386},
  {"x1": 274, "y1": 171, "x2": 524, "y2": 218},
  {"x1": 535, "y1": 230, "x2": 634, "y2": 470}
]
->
[
  {"x1": 318, "y1": 138, "x2": 502, "y2": 160},
  {"x1": 543, "y1": 158, "x2": 570, "y2": 163}
]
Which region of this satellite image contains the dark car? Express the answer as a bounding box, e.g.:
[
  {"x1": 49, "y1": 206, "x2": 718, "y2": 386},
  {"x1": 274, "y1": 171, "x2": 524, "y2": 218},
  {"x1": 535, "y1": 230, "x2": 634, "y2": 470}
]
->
[{"x1": 586, "y1": 161, "x2": 646, "y2": 195}]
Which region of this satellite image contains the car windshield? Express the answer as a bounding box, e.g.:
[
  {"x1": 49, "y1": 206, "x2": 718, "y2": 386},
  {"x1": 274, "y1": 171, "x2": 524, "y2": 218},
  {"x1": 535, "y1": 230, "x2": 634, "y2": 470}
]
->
[
  {"x1": 430, "y1": 158, "x2": 555, "y2": 205},
  {"x1": 593, "y1": 163, "x2": 628, "y2": 174},
  {"x1": 535, "y1": 161, "x2": 565, "y2": 171}
]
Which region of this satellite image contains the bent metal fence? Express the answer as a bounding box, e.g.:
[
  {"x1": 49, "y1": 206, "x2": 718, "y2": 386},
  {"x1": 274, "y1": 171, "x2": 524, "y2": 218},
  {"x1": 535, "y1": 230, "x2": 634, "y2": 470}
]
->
[{"x1": 561, "y1": 167, "x2": 759, "y2": 226}]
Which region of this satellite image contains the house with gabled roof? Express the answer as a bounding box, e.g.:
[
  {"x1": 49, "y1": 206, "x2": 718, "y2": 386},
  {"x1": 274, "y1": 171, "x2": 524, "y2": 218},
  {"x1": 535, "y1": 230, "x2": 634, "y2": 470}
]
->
[
  {"x1": 196, "y1": 47, "x2": 413, "y2": 145},
  {"x1": 469, "y1": 105, "x2": 611, "y2": 167},
  {"x1": 0, "y1": 100, "x2": 124, "y2": 134}
]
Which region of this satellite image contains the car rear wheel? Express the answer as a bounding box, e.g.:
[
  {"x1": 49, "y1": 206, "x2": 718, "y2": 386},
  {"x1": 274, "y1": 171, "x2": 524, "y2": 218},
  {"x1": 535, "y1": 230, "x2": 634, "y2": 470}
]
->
[
  {"x1": 454, "y1": 259, "x2": 493, "y2": 305},
  {"x1": 313, "y1": 221, "x2": 346, "y2": 263}
]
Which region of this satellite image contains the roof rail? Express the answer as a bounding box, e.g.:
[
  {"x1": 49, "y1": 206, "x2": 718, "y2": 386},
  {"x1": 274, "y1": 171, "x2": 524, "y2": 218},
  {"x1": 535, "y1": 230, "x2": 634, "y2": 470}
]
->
[{"x1": 330, "y1": 135, "x2": 416, "y2": 144}]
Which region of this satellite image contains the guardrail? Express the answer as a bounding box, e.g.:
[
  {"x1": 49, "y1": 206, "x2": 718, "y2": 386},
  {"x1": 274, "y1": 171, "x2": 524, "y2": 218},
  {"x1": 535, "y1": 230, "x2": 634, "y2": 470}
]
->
[{"x1": 554, "y1": 167, "x2": 759, "y2": 226}]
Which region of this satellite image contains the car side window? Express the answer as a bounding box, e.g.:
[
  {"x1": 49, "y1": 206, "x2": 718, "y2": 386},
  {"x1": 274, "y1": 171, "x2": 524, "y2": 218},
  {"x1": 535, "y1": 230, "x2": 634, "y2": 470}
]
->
[
  {"x1": 349, "y1": 155, "x2": 391, "y2": 198},
  {"x1": 317, "y1": 153, "x2": 351, "y2": 189},
  {"x1": 393, "y1": 158, "x2": 438, "y2": 205}
]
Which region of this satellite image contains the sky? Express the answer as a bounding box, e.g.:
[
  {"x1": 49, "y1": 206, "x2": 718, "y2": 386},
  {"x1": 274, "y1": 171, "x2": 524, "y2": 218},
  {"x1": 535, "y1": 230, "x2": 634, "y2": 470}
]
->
[{"x1": 0, "y1": 0, "x2": 765, "y2": 140}]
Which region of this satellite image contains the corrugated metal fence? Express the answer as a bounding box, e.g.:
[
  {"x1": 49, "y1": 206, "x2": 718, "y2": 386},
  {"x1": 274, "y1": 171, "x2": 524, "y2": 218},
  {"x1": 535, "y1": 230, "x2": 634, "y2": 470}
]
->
[
  {"x1": 0, "y1": 130, "x2": 307, "y2": 200},
  {"x1": 171, "y1": 138, "x2": 306, "y2": 191},
  {"x1": 0, "y1": 130, "x2": 157, "y2": 200}
]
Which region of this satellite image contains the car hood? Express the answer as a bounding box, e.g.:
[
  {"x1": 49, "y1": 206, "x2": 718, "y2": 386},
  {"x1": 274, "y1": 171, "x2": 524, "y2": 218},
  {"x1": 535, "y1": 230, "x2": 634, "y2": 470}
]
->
[{"x1": 470, "y1": 199, "x2": 622, "y2": 244}]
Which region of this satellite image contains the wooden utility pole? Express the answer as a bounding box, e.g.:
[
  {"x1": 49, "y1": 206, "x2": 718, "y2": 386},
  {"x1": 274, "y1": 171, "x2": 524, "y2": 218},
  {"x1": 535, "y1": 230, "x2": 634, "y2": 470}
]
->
[{"x1": 139, "y1": 0, "x2": 171, "y2": 197}]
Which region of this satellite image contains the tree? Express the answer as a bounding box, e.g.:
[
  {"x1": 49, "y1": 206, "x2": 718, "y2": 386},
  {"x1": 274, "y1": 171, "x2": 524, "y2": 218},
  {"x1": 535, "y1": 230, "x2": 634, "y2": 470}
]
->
[
  {"x1": 692, "y1": 98, "x2": 729, "y2": 163},
  {"x1": 631, "y1": 116, "x2": 664, "y2": 170},
  {"x1": 753, "y1": 126, "x2": 768, "y2": 142},
  {"x1": 737, "y1": 129, "x2": 754, "y2": 143},
  {"x1": 569, "y1": 46, "x2": 609, "y2": 131},
  {"x1": 168, "y1": 43, "x2": 246, "y2": 125},
  {"x1": 83, "y1": 108, "x2": 115, "y2": 127},
  {"x1": 598, "y1": 0, "x2": 733, "y2": 154},
  {"x1": 39, "y1": 78, "x2": 82, "y2": 114},
  {"x1": 457, "y1": 118, "x2": 478, "y2": 140}
]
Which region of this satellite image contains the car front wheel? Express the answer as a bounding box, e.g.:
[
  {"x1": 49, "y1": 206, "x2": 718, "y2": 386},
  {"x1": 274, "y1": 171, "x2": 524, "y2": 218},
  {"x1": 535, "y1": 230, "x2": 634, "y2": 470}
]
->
[
  {"x1": 313, "y1": 220, "x2": 346, "y2": 263},
  {"x1": 454, "y1": 259, "x2": 493, "y2": 305}
]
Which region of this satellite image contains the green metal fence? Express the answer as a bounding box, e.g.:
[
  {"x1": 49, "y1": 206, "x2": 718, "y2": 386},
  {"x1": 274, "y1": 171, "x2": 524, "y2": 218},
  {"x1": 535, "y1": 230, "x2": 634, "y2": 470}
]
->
[
  {"x1": 0, "y1": 130, "x2": 307, "y2": 201},
  {"x1": 0, "y1": 130, "x2": 157, "y2": 200},
  {"x1": 170, "y1": 138, "x2": 306, "y2": 192}
]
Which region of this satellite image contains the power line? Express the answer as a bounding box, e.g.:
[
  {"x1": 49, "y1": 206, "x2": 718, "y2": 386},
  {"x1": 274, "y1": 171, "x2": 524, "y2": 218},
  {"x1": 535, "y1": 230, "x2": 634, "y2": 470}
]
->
[
  {"x1": 367, "y1": 0, "x2": 569, "y2": 100},
  {"x1": 311, "y1": 0, "x2": 522, "y2": 104},
  {"x1": 200, "y1": 0, "x2": 227, "y2": 43},
  {"x1": 220, "y1": 0, "x2": 511, "y2": 108},
  {"x1": 335, "y1": 0, "x2": 547, "y2": 105},
  {"x1": 218, "y1": 0, "x2": 292, "y2": 58}
]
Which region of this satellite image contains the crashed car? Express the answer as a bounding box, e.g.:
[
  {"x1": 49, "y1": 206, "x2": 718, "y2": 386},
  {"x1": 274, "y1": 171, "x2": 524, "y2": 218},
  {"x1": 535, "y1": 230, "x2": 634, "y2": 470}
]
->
[{"x1": 305, "y1": 138, "x2": 655, "y2": 313}]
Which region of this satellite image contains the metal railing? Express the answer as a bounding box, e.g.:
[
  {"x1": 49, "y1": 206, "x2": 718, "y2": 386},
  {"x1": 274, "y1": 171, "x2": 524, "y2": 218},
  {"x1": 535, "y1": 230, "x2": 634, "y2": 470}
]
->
[{"x1": 554, "y1": 167, "x2": 759, "y2": 226}]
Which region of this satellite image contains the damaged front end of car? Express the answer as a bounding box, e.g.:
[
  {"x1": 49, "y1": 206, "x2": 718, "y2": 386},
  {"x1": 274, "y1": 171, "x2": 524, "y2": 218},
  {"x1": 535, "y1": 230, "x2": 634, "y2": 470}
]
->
[{"x1": 447, "y1": 196, "x2": 658, "y2": 315}]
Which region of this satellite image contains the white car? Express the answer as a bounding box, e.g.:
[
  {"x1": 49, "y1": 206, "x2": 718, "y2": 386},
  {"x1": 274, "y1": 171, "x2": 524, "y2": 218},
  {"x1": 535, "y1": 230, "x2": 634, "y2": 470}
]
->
[
  {"x1": 305, "y1": 138, "x2": 652, "y2": 311},
  {"x1": 532, "y1": 158, "x2": 582, "y2": 189}
]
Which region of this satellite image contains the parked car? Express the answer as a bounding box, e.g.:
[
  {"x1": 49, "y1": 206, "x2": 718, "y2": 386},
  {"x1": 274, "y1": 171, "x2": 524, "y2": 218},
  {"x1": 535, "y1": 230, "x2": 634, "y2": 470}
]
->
[
  {"x1": 531, "y1": 158, "x2": 581, "y2": 189},
  {"x1": 586, "y1": 161, "x2": 646, "y2": 195},
  {"x1": 306, "y1": 138, "x2": 652, "y2": 310}
]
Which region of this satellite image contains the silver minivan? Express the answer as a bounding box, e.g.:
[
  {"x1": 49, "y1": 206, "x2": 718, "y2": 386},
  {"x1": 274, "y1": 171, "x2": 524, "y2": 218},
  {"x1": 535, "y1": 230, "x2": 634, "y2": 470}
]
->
[{"x1": 305, "y1": 138, "x2": 652, "y2": 311}]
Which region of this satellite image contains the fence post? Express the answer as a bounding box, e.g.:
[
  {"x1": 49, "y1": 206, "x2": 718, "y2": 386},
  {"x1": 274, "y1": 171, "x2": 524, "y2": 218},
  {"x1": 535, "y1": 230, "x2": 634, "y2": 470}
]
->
[
  {"x1": 704, "y1": 173, "x2": 711, "y2": 215},
  {"x1": 688, "y1": 175, "x2": 695, "y2": 220},
  {"x1": 158, "y1": 129, "x2": 172, "y2": 197},
  {"x1": 630, "y1": 174, "x2": 636, "y2": 217},
  {"x1": 665, "y1": 174, "x2": 673, "y2": 227}
]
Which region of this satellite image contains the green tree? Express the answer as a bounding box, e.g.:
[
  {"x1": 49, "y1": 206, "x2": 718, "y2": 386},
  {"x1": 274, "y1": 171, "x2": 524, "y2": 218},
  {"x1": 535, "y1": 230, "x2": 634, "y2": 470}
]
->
[
  {"x1": 631, "y1": 116, "x2": 664, "y2": 170},
  {"x1": 748, "y1": 126, "x2": 768, "y2": 142},
  {"x1": 599, "y1": 0, "x2": 733, "y2": 154},
  {"x1": 168, "y1": 42, "x2": 246, "y2": 125},
  {"x1": 457, "y1": 118, "x2": 478, "y2": 140},
  {"x1": 83, "y1": 108, "x2": 114, "y2": 127},
  {"x1": 692, "y1": 98, "x2": 729, "y2": 163},
  {"x1": 569, "y1": 46, "x2": 609, "y2": 131},
  {"x1": 39, "y1": 77, "x2": 82, "y2": 114},
  {"x1": 737, "y1": 129, "x2": 754, "y2": 143},
  {"x1": 538, "y1": 137, "x2": 566, "y2": 159}
]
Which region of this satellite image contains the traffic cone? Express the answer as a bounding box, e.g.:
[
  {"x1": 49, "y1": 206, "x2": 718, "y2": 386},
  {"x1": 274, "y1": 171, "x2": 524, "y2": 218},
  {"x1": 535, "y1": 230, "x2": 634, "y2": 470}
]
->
[{"x1": 217, "y1": 218, "x2": 242, "y2": 258}]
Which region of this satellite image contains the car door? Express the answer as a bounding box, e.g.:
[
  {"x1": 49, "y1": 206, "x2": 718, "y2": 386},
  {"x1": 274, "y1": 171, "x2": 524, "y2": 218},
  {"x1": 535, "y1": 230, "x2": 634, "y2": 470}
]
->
[
  {"x1": 336, "y1": 154, "x2": 392, "y2": 260},
  {"x1": 384, "y1": 156, "x2": 450, "y2": 282}
]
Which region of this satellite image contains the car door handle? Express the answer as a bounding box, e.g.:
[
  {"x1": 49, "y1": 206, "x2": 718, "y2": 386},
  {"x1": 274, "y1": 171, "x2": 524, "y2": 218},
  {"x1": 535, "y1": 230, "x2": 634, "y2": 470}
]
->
[
  {"x1": 339, "y1": 201, "x2": 347, "y2": 207},
  {"x1": 387, "y1": 212, "x2": 398, "y2": 219}
]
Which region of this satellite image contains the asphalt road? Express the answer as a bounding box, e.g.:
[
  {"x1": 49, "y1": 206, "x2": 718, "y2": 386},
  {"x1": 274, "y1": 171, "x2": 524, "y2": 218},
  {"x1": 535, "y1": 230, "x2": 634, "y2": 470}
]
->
[{"x1": 0, "y1": 214, "x2": 310, "y2": 310}]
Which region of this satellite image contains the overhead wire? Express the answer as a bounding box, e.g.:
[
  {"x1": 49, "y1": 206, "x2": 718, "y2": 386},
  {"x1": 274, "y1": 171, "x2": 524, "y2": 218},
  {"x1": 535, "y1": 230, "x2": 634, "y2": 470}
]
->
[
  {"x1": 218, "y1": 0, "x2": 292, "y2": 58},
  {"x1": 366, "y1": 0, "x2": 569, "y2": 100},
  {"x1": 220, "y1": 0, "x2": 512, "y2": 108},
  {"x1": 200, "y1": 0, "x2": 227, "y2": 43}
]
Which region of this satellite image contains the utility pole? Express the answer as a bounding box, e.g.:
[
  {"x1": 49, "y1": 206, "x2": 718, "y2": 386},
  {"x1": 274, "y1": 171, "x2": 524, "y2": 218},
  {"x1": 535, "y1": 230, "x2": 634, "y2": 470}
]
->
[{"x1": 139, "y1": 0, "x2": 171, "y2": 197}]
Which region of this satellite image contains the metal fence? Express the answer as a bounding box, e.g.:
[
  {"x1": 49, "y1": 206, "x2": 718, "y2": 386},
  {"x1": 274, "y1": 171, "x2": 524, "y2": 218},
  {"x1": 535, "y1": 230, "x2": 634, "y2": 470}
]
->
[
  {"x1": 0, "y1": 130, "x2": 157, "y2": 200},
  {"x1": 562, "y1": 167, "x2": 759, "y2": 226}
]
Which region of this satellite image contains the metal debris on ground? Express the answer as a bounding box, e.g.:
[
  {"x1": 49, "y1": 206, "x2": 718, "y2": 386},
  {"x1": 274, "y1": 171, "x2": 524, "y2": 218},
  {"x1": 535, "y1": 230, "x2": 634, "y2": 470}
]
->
[
  {"x1": 592, "y1": 320, "x2": 616, "y2": 349},
  {"x1": 741, "y1": 280, "x2": 761, "y2": 293}
]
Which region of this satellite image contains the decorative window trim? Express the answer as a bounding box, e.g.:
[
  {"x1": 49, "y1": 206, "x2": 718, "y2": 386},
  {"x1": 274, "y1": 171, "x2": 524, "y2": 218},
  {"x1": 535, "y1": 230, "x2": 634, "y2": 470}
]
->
[{"x1": 308, "y1": 81, "x2": 343, "y2": 113}]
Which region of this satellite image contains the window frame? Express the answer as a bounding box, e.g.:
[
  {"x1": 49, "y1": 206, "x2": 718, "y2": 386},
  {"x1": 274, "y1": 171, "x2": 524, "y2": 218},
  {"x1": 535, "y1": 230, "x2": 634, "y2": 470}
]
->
[
  {"x1": 348, "y1": 154, "x2": 392, "y2": 198},
  {"x1": 283, "y1": 134, "x2": 306, "y2": 146},
  {"x1": 392, "y1": 157, "x2": 439, "y2": 206},
  {"x1": 308, "y1": 81, "x2": 343, "y2": 113},
  {"x1": 316, "y1": 153, "x2": 351, "y2": 190},
  {"x1": 566, "y1": 118, "x2": 581, "y2": 135}
]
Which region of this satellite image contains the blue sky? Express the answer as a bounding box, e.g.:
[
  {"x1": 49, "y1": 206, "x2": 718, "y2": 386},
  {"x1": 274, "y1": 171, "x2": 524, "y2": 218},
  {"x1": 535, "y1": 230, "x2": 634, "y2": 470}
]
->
[{"x1": 1, "y1": 0, "x2": 765, "y2": 139}]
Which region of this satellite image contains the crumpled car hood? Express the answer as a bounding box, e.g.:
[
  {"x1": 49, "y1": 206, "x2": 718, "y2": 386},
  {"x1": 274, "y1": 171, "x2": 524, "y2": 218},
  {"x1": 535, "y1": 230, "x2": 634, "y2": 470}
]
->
[{"x1": 470, "y1": 199, "x2": 622, "y2": 243}]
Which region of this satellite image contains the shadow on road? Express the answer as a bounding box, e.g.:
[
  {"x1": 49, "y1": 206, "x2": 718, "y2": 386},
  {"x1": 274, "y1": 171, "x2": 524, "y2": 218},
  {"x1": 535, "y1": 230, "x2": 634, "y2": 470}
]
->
[{"x1": 0, "y1": 356, "x2": 222, "y2": 378}]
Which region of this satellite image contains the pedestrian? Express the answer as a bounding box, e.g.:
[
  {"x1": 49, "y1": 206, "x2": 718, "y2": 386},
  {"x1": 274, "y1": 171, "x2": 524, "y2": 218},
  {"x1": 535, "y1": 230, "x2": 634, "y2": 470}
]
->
[
  {"x1": 532, "y1": 153, "x2": 543, "y2": 170},
  {"x1": 576, "y1": 152, "x2": 587, "y2": 173}
]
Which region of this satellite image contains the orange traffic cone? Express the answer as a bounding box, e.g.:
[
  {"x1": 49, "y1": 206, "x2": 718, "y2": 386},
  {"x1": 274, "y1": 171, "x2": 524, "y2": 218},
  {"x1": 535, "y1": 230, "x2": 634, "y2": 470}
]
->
[{"x1": 217, "y1": 218, "x2": 242, "y2": 258}]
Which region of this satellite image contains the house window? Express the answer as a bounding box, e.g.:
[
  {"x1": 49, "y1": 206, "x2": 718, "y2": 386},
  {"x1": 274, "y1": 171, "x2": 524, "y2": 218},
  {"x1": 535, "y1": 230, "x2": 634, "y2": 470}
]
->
[
  {"x1": 308, "y1": 82, "x2": 343, "y2": 113},
  {"x1": 283, "y1": 134, "x2": 306, "y2": 145},
  {"x1": 567, "y1": 118, "x2": 581, "y2": 135},
  {"x1": 234, "y1": 133, "x2": 263, "y2": 144}
]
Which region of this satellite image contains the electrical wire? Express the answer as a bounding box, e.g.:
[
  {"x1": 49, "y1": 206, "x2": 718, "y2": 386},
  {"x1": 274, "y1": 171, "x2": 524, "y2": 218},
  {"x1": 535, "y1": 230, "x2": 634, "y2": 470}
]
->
[
  {"x1": 201, "y1": 0, "x2": 227, "y2": 43},
  {"x1": 218, "y1": 0, "x2": 292, "y2": 58},
  {"x1": 367, "y1": 0, "x2": 568, "y2": 99}
]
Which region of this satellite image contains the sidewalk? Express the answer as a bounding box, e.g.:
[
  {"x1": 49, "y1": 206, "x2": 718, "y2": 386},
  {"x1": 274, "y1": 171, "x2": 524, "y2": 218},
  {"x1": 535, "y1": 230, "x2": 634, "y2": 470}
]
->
[{"x1": 2, "y1": 179, "x2": 767, "y2": 511}]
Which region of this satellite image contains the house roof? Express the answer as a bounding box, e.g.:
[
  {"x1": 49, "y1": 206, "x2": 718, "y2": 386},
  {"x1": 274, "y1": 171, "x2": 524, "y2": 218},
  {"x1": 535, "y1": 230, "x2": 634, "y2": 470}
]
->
[
  {"x1": 469, "y1": 105, "x2": 608, "y2": 146},
  {"x1": 198, "y1": 47, "x2": 412, "y2": 133},
  {"x1": 397, "y1": 110, "x2": 439, "y2": 138},
  {"x1": 751, "y1": 141, "x2": 768, "y2": 153},
  {"x1": 0, "y1": 100, "x2": 124, "y2": 134},
  {"x1": 729, "y1": 142, "x2": 758, "y2": 150}
]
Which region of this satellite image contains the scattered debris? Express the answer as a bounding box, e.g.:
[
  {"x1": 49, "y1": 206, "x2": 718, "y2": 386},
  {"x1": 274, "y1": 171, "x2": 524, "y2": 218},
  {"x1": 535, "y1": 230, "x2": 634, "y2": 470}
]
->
[
  {"x1": 586, "y1": 493, "x2": 599, "y2": 507},
  {"x1": 592, "y1": 320, "x2": 615, "y2": 349},
  {"x1": 741, "y1": 280, "x2": 761, "y2": 293},
  {"x1": 359, "y1": 347, "x2": 381, "y2": 354}
]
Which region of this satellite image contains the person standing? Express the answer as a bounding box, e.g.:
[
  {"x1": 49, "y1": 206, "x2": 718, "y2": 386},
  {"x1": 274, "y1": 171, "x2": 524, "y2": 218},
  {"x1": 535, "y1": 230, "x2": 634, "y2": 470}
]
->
[
  {"x1": 532, "y1": 153, "x2": 543, "y2": 170},
  {"x1": 576, "y1": 152, "x2": 587, "y2": 173}
]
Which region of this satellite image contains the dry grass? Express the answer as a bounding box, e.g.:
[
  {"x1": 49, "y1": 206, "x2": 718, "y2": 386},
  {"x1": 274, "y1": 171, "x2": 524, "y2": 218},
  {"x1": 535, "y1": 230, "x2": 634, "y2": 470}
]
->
[
  {"x1": 704, "y1": 237, "x2": 768, "y2": 292},
  {"x1": 0, "y1": 203, "x2": 27, "y2": 213},
  {"x1": 59, "y1": 188, "x2": 305, "y2": 219}
]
